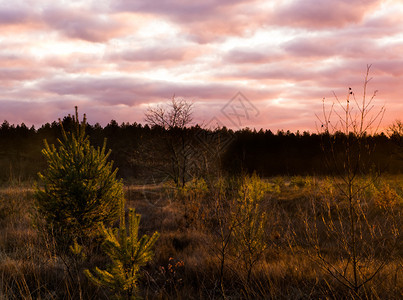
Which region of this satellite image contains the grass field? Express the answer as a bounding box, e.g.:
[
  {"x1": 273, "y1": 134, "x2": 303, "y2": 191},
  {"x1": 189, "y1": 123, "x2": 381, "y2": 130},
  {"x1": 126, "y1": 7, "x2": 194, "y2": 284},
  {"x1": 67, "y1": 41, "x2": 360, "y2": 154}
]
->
[{"x1": 0, "y1": 175, "x2": 402, "y2": 299}]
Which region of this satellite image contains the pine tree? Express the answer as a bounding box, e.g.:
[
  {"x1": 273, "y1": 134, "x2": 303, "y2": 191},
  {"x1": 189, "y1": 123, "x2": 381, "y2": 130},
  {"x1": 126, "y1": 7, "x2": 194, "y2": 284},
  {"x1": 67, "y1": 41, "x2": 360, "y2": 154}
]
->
[
  {"x1": 84, "y1": 199, "x2": 159, "y2": 300},
  {"x1": 34, "y1": 107, "x2": 123, "y2": 246}
]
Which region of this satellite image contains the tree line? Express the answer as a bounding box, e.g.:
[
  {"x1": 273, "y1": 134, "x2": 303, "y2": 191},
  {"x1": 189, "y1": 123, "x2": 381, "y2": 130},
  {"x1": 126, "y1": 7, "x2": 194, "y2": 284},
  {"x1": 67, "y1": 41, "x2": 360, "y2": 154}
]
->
[{"x1": 0, "y1": 117, "x2": 401, "y2": 183}]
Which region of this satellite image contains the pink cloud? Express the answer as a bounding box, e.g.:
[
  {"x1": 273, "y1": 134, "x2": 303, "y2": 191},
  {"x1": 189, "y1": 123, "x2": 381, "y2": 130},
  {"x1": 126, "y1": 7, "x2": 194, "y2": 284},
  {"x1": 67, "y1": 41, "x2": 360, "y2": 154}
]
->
[
  {"x1": 0, "y1": 68, "x2": 46, "y2": 81},
  {"x1": 38, "y1": 75, "x2": 278, "y2": 106},
  {"x1": 0, "y1": 0, "x2": 402, "y2": 133},
  {"x1": 0, "y1": 5, "x2": 128, "y2": 42},
  {"x1": 222, "y1": 49, "x2": 283, "y2": 64},
  {"x1": 0, "y1": 99, "x2": 71, "y2": 126},
  {"x1": 272, "y1": 0, "x2": 382, "y2": 29},
  {"x1": 107, "y1": 46, "x2": 187, "y2": 62},
  {"x1": 41, "y1": 54, "x2": 108, "y2": 74},
  {"x1": 0, "y1": 7, "x2": 32, "y2": 24},
  {"x1": 40, "y1": 8, "x2": 125, "y2": 42},
  {"x1": 112, "y1": 0, "x2": 265, "y2": 43},
  {"x1": 103, "y1": 43, "x2": 210, "y2": 73},
  {"x1": 112, "y1": 0, "x2": 248, "y2": 20}
]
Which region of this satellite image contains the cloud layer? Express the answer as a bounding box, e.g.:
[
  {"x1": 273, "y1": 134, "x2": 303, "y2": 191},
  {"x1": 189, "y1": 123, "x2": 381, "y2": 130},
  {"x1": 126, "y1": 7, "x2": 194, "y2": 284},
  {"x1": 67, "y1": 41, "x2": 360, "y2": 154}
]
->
[{"x1": 1, "y1": 0, "x2": 402, "y2": 131}]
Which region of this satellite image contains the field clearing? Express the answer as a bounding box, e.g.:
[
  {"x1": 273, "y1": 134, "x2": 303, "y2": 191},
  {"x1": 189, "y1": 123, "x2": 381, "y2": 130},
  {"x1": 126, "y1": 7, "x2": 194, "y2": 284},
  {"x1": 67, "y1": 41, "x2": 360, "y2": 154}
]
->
[{"x1": 0, "y1": 175, "x2": 402, "y2": 299}]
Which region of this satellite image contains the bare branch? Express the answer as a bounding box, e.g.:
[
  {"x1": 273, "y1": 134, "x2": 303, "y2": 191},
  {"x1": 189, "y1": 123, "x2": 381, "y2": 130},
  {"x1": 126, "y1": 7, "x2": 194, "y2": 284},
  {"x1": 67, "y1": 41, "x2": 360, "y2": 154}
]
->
[{"x1": 145, "y1": 96, "x2": 193, "y2": 129}]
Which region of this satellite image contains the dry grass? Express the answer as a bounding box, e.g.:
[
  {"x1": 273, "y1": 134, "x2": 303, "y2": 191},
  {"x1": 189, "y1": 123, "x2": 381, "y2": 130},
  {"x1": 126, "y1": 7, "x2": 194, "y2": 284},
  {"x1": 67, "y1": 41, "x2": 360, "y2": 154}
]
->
[{"x1": 0, "y1": 177, "x2": 402, "y2": 299}]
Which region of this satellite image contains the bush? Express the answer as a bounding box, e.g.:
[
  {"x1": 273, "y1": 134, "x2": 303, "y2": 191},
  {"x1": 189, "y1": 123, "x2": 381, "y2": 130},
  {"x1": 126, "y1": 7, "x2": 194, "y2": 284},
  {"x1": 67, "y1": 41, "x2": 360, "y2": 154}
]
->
[
  {"x1": 85, "y1": 199, "x2": 159, "y2": 300},
  {"x1": 34, "y1": 107, "x2": 123, "y2": 247},
  {"x1": 232, "y1": 174, "x2": 269, "y2": 283}
]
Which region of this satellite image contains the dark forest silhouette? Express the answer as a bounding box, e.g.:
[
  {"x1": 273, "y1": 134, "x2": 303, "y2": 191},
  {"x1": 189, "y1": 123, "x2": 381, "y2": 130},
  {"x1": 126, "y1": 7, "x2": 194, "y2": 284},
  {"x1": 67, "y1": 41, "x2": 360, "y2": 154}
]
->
[{"x1": 1, "y1": 116, "x2": 402, "y2": 183}]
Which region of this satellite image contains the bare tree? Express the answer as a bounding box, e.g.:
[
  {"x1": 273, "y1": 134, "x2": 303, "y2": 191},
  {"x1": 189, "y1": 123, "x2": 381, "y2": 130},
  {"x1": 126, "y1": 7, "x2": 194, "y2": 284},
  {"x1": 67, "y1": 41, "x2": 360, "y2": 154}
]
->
[
  {"x1": 144, "y1": 97, "x2": 194, "y2": 187},
  {"x1": 308, "y1": 65, "x2": 400, "y2": 296},
  {"x1": 388, "y1": 120, "x2": 403, "y2": 137},
  {"x1": 145, "y1": 96, "x2": 193, "y2": 130}
]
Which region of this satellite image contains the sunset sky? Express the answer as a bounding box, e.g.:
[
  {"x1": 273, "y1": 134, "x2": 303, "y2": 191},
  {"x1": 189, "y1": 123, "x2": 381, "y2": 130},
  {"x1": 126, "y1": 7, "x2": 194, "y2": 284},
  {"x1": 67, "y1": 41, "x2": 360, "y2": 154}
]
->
[{"x1": 1, "y1": 0, "x2": 402, "y2": 132}]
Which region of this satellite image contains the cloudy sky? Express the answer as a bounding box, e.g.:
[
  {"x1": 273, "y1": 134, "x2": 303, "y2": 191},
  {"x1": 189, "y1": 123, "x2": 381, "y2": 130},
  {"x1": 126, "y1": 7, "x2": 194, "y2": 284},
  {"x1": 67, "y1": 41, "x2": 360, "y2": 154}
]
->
[{"x1": 1, "y1": 0, "x2": 402, "y2": 131}]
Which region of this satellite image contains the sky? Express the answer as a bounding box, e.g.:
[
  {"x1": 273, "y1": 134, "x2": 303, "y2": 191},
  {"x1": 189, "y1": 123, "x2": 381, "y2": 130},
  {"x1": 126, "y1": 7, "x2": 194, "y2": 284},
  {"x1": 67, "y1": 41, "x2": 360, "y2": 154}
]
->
[{"x1": 1, "y1": 0, "x2": 402, "y2": 132}]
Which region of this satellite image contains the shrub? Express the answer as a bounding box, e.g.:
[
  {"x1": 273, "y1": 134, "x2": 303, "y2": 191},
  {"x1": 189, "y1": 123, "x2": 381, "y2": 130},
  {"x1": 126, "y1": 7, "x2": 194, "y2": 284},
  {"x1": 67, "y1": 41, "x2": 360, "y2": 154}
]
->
[
  {"x1": 311, "y1": 66, "x2": 399, "y2": 295},
  {"x1": 85, "y1": 199, "x2": 159, "y2": 300},
  {"x1": 34, "y1": 107, "x2": 123, "y2": 246},
  {"x1": 176, "y1": 177, "x2": 208, "y2": 227},
  {"x1": 232, "y1": 174, "x2": 269, "y2": 283}
]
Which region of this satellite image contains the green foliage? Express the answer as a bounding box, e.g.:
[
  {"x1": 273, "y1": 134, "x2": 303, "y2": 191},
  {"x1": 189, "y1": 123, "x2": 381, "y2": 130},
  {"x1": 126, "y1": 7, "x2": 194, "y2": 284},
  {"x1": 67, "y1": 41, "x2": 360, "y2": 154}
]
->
[
  {"x1": 176, "y1": 177, "x2": 208, "y2": 227},
  {"x1": 179, "y1": 177, "x2": 208, "y2": 195},
  {"x1": 84, "y1": 200, "x2": 159, "y2": 300},
  {"x1": 290, "y1": 175, "x2": 313, "y2": 189},
  {"x1": 34, "y1": 107, "x2": 123, "y2": 245},
  {"x1": 370, "y1": 179, "x2": 403, "y2": 210},
  {"x1": 271, "y1": 176, "x2": 285, "y2": 192},
  {"x1": 70, "y1": 238, "x2": 86, "y2": 261},
  {"x1": 232, "y1": 174, "x2": 269, "y2": 282}
]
